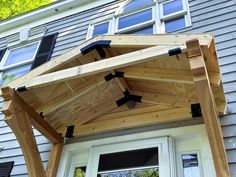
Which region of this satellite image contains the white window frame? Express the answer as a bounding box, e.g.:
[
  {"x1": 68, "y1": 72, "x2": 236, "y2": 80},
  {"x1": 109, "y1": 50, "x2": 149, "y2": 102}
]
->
[
  {"x1": 86, "y1": 137, "x2": 172, "y2": 177},
  {"x1": 86, "y1": 0, "x2": 191, "y2": 39},
  {"x1": 115, "y1": 6, "x2": 155, "y2": 34},
  {"x1": 87, "y1": 20, "x2": 113, "y2": 39},
  {"x1": 0, "y1": 41, "x2": 40, "y2": 71},
  {"x1": 57, "y1": 125, "x2": 216, "y2": 177}
]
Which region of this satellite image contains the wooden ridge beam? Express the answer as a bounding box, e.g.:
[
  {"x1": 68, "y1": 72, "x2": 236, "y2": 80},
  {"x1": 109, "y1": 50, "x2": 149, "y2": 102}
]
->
[
  {"x1": 119, "y1": 67, "x2": 221, "y2": 87},
  {"x1": 16, "y1": 45, "x2": 186, "y2": 90},
  {"x1": 1, "y1": 87, "x2": 63, "y2": 144},
  {"x1": 186, "y1": 39, "x2": 230, "y2": 177}
]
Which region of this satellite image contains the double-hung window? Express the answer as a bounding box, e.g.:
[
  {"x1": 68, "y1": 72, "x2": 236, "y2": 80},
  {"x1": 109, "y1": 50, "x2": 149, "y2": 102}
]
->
[
  {"x1": 87, "y1": 0, "x2": 191, "y2": 38},
  {"x1": 0, "y1": 42, "x2": 40, "y2": 84}
]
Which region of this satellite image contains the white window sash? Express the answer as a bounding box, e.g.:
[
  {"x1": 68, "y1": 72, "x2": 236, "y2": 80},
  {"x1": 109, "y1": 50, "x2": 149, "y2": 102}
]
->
[
  {"x1": 0, "y1": 41, "x2": 40, "y2": 71},
  {"x1": 86, "y1": 137, "x2": 172, "y2": 177}
]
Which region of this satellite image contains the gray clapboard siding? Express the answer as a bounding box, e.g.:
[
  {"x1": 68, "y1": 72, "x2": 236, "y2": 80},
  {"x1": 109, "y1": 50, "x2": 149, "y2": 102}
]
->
[{"x1": 0, "y1": 0, "x2": 236, "y2": 176}]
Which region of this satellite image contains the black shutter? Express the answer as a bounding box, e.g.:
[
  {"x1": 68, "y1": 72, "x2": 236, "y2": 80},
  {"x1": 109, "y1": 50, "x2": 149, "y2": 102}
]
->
[
  {"x1": 0, "y1": 161, "x2": 14, "y2": 177},
  {"x1": 30, "y1": 33, "x2": 58, "y2": 70},
  {"x1": 0, "y1": 48, "x2": 7, "y2": 62}
]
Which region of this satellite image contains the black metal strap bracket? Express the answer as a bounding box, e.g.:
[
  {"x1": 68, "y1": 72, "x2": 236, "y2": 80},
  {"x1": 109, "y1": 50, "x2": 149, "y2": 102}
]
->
[
  {"x1": 65, "y1": 125, "x2": 75, "y2": 138},
  {"x1": 168, "y1": 47, "x2": 182, "y2": 56},
  {"x1": 80, "y1": 40, "x2": 111, "y2": 59},
  {"x1": 104, "y1": 72, "x2": 124, "y2": 81},
  {"x1": 16, "y1": 86, "x2": 27, "y2": 92},
  {"x1": 191, "y1": 103, "x2": 202, "y2": 118},
  {"x1": 116, "y1": 90, "x2": 142, "y2": 107}
]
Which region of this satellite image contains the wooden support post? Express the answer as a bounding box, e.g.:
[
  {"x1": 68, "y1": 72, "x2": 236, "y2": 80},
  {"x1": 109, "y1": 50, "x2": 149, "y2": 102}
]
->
[
  {"x1": 46, "y1": 143, "x2": 63, "y2": 177},
  {"x1": 1, "y1": 87, "x2": 64, "y2": 177},
  {"x1": 186, "y1": 39, "x2": 230, "y2": 177},
  {"x1": 2, "y1": 102, "x2": 46, "y2": 177}
]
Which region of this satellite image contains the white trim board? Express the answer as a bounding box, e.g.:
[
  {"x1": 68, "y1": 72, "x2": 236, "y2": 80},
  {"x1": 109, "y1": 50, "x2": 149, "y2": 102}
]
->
[
  {"x1": 57, "y1": 124, "x2": 216, "y2": 177},
  {"x1": 0, "y1": 0, "x2": 118, "y2": 38}
]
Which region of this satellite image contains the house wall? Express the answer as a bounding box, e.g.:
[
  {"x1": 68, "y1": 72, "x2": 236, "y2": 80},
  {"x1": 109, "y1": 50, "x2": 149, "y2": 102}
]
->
[{"x1": 0, "y1": 0, "x2": 236, "y2": 176}]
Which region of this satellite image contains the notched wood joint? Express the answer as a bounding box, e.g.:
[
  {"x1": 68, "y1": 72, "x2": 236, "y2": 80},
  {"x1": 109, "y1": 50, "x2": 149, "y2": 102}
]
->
[{"x1": 186, "y1": 39, "x2": 202, "y2": 58}]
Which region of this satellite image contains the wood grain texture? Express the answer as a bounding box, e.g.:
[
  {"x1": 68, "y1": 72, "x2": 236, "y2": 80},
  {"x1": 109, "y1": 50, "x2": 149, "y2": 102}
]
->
[{"x1": 187, "y1": 39, "x2": 230, "y2": 177}]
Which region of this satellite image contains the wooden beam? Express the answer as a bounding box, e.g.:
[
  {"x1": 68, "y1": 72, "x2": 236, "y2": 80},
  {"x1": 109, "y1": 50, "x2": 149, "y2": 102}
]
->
[
  {"x1": 132, "y1": 90, "x2": 198, "y2": 107},
  {"x1": 186, "y1": 39, "x2": 230, "y2": 177},
  {"x1": 1, "y1": 87, "x2": 63, "y2": 144},
  {"x1": 16, "y1": 45, "x2": 186, "y2": 90},
  {"x1": 46, "y1": 143, "x2": 63, "y2": 177},
  {"x1": 71, "y1": 107, "x2": 192, "y2": 137},
  {"x1": 77, "y1": 95, "x2": 120, "y2": 125},
  {"x1": 120, "y1": 67, "x2": 220, "y2": 86},
  {"x1": 2, "y1": 104, "x2": 46, "y2": 177},
  {"x1": 36, "y1": 75, "x2": 106, "y2": 115},
  {"x1": 6, "y1": 34, "x2": 212, "y2": 89}
]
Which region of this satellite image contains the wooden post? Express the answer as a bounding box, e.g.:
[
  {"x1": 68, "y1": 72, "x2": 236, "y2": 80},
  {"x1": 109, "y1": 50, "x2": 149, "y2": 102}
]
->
[
  {"x1": 46, "y1": 143, "x2": 63, "y2": 177},
  {"x1": 2, "y1": 102, "x2": 46, "y2": 177},
  {"x1": 186, "y1": 39, "x2": 230, "y2": 177},
  {"x1": 1, "y1": 87, "x2": 64, "y2": 177}
]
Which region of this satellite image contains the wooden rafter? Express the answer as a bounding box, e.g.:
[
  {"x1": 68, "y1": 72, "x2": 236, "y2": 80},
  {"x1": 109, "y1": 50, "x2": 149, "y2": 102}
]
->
[
  {"x1": 6, "y1": 34, "x2": 213, "y2": 89},
  {"x1": 119, "y1": 67, "x2": 221, "y2": 87},
  {"x1": 1, "y1": 87, "x2": 64, "y2": 177},
  {"x1": 35, "y1": 75, "x2": 106, "y2": 115},
  {"x1": 186, "y1": 39, "x2": 230, "y2": 177},
  {"x1": 17, "y1": 45, "x2": 185, "y2": 90}
]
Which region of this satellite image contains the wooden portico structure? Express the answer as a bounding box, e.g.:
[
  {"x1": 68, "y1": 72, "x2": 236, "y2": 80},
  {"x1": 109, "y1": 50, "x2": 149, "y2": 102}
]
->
[{"x1": 0, "y1": 34, "x2": 230, "y2": 177}]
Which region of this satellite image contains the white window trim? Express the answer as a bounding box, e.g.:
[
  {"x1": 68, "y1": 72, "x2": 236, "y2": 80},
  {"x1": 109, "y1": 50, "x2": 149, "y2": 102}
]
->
[
  {"x1": 57, "y1": 125, "x2": 216, "y2": 177},
  {"x1": 0, "y1": 41, "x2": 40, "y2": 71},
  {"x1": 86, "y1": 0, "x2": 192, "y2": 39},
  {"x1": 86, "y1": 137, "x2": 172, "y2": 177},
  {"x1": 115, "y1": 7, "x2": 155, "y2": 34}
]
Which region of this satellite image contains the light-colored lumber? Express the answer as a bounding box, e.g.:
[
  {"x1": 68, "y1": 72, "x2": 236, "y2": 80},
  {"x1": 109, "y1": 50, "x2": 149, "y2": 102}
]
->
[
  {"x1": 46, "y1": 143, "x2": 63, "y2": 177},
  {"x1": 132, "y1": 90, "x2": 198, "y2": 107},
  {"x1": 3, "y1": 108, "x2": 46, "y2": 177},
  {"x1": 5, "y1": 34, "x2": 212, "y2": 89},
  {"x1": 71, "y1": 107, "x2": 192, "y2": 137},
  {"x1": 186, "y1": 39, "x2": 230, "y2": 177},
  {"x1": 18, "y1": 45, "x2": 186, "y2": 90},
  {"x1": 1, "y1": 87, "x2": 63, "y2": 144},
  {"x1": 119, "y1": 67, "x2": 220, "y2": 86},
  {"x1": 36, "y1": 75, "x2": 106, "y2": 115}
]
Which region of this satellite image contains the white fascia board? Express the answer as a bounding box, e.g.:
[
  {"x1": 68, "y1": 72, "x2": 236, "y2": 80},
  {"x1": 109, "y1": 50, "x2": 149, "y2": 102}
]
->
[{"x1": 0, "y1": 0, "x2": 116, "y2": 38}]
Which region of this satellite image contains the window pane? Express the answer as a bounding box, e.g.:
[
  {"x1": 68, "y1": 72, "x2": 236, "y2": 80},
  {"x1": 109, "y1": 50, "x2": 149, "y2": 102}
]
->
[
  {"x1": 4, "y1": 43, "x2": 38, "y2": 67},
  {"x1": 131, "y1": 26, "x2": 153, "y2": 34},
  {"x1": 1, "y1": 64, "x2": 31, "y2": 85},
  {"x1": 98, "y1": 167, "x2": 159, "y2": 177},
  {"x1": 74, "y1": 166, "x2": 86, "y2": 177},
  {"x1": 123, "y1": 0, "x2": 153, "y2": 13},
  {"x1": 182, "y1": 154, "x2": 201, "y2": 177},
  {"x1": 165, "y1": 17, "x2": 186, "y2": 32},
  {"x1": 118, "y1": 9, "x2": 152, "y2": 30},
  {"x1": 163, "y1": 0, "x2": 183, "y2": 16},
  {"x1": 92, "y1": 22, "x2": 109, "y2": 37},
  {"x1": 98, "y1": 148, "x2": 158, "y2": 172}
]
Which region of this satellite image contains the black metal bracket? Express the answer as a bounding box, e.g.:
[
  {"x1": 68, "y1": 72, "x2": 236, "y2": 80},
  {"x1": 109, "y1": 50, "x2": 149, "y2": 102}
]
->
[
  {"x1": 65, "y1": 125, "x2": 75, "y2": 138},
  {"x1": 104, "y1": 72, "x2": 124, "y2": 81},
  {"x1": 116, "y1": 90, "x2": 142, "y2": 107},
  {"x1": 168, "y1": 47, "x2": 182, "y2": 56},
  {"x1": 80, "y1": 40, "x2": 111, "y2": 59},
  {"x1": 191, "y1": 103, "x2": 202, "y2": 118},
  {"x1": 16, "y1": 86, "x2": 27, "y2": 92}
]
